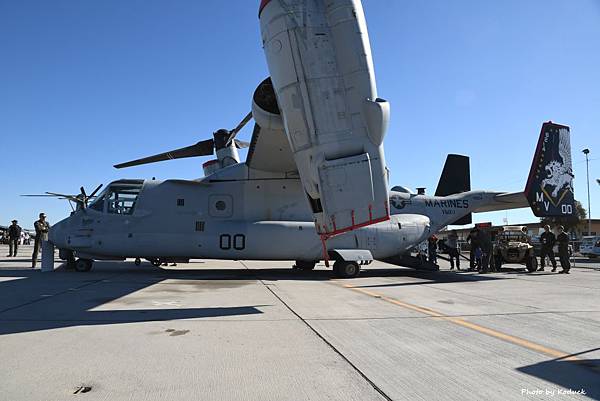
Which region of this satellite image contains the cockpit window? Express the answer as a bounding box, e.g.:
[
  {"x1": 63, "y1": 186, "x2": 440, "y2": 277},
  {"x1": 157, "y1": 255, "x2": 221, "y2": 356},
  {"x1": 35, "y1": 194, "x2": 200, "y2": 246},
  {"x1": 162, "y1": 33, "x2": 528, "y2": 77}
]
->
[{"x1": 106, "y1": 180, "x2": 144, "y2": 215}]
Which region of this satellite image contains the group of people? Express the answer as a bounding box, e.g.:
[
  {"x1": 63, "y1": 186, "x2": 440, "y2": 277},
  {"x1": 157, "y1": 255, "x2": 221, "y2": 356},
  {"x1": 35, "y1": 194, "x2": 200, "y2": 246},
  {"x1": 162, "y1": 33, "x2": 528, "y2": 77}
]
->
[
  {"x1": 4, "y1": 213, "x2": 51, "y2": 268},
  {"x1": 464, "y1": 227, "x2": 494, "y2": 273},
  {"x1": 427, "y1": 232, "x2": 463, "y2": 269},
  {"x1": 538, "y1": 224, "x2": 571, "y2": 274},
  {"x1": 427, "y1": 224, "x2": 571, "y2": 274}
]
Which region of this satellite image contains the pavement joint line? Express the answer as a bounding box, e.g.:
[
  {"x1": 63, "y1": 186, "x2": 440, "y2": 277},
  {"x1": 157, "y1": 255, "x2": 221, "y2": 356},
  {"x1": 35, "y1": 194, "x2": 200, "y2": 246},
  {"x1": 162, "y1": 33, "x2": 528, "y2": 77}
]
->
[
  {"x1": 238, "y1": 261, "x2": 393, "y2": 401},
  {"x1": 339, "y1": 283, "x2": 600, "y2": 374}
]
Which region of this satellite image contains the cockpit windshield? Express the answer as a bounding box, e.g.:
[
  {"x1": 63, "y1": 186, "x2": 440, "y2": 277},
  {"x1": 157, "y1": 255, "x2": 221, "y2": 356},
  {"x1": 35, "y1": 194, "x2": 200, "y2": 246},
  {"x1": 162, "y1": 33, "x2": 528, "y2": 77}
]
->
[{"x1": 88, "y1": 180, "x2": 144, "y2": 215}]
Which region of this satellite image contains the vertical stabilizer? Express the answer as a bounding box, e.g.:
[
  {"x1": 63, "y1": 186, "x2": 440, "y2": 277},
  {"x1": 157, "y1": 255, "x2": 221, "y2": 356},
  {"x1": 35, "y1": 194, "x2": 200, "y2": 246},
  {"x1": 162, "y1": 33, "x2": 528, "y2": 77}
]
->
[
  {"x1": 525, "y1": 122, "x2": 575, "y2": 217},
  {"x1": 435, "y1": 154, "x2": 471, "y2": 225}
]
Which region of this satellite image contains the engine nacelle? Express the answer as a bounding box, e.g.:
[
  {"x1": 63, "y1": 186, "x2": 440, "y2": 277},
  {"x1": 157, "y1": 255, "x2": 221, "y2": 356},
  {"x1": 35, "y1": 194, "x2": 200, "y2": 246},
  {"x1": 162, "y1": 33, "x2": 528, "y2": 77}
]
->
[{"x1": 252, "y1": 77, "x2": 284, "y2": 131}]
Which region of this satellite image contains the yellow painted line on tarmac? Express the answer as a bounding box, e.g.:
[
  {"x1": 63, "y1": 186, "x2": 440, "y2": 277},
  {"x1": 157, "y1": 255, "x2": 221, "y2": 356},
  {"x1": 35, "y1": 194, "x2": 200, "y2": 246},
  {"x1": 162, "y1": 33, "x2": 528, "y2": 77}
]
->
[{"x1": 341, "y1": 283, "x2": 588, "y2": 365}]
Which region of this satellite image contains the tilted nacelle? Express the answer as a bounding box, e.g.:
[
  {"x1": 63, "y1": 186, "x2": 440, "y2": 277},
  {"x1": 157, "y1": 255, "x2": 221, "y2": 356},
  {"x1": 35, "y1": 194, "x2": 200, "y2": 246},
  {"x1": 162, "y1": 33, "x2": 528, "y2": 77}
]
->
[{"x1": 259, "y1": 0, "x2": 391, "y2": 238}]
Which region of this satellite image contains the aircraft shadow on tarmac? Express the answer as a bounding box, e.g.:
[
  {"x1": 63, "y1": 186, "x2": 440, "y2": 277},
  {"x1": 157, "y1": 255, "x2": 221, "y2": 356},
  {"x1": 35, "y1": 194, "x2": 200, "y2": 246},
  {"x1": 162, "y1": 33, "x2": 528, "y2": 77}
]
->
[
  {"x1": 517, "y1": 348, "x2": 600, "y2": 400},
  {"x1": 0, "y1": 266, "x2": 265, "y2": 336},
  {"x1": 353, "y1": 268, "x2": 507, "y2": 289},
  {"x1": 0, "y1": 260, "x2": 514, "y2": 336}
]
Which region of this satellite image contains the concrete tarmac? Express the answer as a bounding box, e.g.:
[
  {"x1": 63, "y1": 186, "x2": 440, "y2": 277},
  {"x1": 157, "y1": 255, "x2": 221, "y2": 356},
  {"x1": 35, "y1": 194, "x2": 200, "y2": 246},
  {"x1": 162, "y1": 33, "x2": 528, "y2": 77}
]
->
[{"x1": 0, "y1": 245, "x2": 599, "y2": 400}]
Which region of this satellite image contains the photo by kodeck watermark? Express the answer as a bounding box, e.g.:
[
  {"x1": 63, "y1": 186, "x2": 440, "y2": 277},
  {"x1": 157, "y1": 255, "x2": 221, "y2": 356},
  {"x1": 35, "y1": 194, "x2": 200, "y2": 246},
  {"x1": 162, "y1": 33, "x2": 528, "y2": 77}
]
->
[{"x1": 521, "y1": 388, "x2": 587, "y2": 397}]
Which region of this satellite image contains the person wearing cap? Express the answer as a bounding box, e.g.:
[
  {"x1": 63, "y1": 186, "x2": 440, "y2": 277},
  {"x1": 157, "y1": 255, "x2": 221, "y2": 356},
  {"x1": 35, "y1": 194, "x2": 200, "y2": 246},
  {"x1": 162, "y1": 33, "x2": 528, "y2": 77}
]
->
[
  {"x1": 7, "y1": 220, "x2": 22, "y2": 257},
  {"x1": 32, "y1": 213, "x2": 50, "y2": 268},
  {"x1": 556, "y1": 225, "x2": 571, "y2": 274}
]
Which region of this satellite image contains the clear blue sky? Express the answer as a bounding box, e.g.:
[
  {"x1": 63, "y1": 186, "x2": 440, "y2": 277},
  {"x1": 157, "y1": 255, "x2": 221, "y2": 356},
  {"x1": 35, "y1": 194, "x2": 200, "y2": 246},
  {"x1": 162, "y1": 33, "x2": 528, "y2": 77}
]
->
[{"x1": 1, "y1": 0, "x2": 598, "y2": 229}]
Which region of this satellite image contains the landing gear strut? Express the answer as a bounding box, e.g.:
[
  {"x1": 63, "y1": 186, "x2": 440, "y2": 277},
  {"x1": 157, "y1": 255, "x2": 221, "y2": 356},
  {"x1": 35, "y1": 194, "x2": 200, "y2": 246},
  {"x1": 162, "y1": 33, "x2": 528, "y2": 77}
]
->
[
  {"x1": 333, "y1": 260, "x2": 361, "y2": 278},
  {"x1": 74, "y1": 258, "x2": 93, "y2": 272}
]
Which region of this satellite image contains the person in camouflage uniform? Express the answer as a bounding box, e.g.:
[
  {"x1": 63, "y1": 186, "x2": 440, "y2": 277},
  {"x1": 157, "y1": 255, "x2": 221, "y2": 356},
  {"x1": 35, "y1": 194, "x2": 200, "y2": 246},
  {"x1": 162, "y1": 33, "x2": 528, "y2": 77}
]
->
[{"x1": 32, "y1": 213, "x2": 50, "y2": 268}]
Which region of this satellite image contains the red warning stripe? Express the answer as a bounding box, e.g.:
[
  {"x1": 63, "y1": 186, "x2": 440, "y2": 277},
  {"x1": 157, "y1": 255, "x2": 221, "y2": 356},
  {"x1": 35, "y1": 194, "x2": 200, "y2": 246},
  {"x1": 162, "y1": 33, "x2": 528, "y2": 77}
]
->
[{"x1": 259, "y1": 0, "x2": 272, "y2": 17}]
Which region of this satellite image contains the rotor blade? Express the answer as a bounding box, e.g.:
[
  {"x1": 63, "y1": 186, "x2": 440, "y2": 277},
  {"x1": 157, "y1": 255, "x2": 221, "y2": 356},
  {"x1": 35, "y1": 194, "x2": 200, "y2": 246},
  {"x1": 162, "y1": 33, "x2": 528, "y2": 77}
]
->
[
  {"x1": 114, "y1": 139, "x2": 214, "y2": 169},
  {"x1": 80, "y1": 186, "x2": 87, "y2": 198},
  {"x1": 234, "y1": 139, "x2": 250, "y2": 149},
  {"x1": 21, "y1": 194, "x2": 62, "y2": 197},
  {"x1": 48, "y1": 193, "x2": 81, "y2": 202},
  {"x1": 89, "y1": 183, "x2": 103, "y2": 198},
  {"x1": 45, "y1": 192, "x2": 77, "y2": 198},
  {"x1": 21, "y1": 193, "x2": 80, "y2": 202},
  {"x1": 226, "y1": 111, "x2": 253, "y2": 146},
  {"x1": 231, "y1": 111, "x2": 253, "y2": 136}
]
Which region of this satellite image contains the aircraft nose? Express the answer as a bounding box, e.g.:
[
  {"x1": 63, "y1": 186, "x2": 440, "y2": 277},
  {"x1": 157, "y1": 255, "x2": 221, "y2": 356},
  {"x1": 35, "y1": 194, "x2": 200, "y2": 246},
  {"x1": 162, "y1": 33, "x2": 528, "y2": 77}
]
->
[{"x1": 49, "y1": 219, "x2": 67, "y2": 248}]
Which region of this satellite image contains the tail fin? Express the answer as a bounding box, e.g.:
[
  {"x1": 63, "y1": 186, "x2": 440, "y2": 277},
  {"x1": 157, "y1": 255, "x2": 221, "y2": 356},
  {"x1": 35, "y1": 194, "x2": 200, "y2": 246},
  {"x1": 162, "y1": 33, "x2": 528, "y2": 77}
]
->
[
  {"x1": 525, "y1": 122, "x2": 575, "y2": 217},
  {"x1": 435, "y1": 154, "x2": 471, "y2": 225}
]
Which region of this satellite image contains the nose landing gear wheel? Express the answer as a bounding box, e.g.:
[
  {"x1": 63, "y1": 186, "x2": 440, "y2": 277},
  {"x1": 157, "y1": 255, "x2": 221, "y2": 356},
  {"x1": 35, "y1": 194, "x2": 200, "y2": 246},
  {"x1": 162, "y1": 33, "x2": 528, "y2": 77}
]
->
[
  {"x1": 134, "y1": 258, "x2": 141, "y2": 266},
  {"x1": 333, "y1": 261, "x2": 361, "y2": 278},
  {"x1": 66, "y1": 253, "x2": 76, "y2": 270},
  {"x1": 74, "y1": 258, "x2": 93, "y2": 272}
]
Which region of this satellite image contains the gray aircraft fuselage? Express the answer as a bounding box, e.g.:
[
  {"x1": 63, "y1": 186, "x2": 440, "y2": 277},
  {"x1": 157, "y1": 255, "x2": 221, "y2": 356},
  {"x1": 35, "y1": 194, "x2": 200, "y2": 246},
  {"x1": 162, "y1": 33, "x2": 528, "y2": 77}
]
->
[{"x1": 49, "y1": 162, "x2": 521, "y2": 263}]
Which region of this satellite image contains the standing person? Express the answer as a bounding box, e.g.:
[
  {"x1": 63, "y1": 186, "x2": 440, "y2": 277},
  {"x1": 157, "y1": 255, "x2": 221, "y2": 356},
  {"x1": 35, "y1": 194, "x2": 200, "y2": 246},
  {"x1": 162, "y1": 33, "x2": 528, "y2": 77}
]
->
[
  {"x1": 474, "y1": 246, "x2": 483, "y2": 271},
  {"x1": 556, "y1": 226, "x2": 571, "y2": 274},
  {"x1": 537, "y1": 225, "x2": 557, "y2": 272},
  {"x1": 7, "y1": 220, "x2": 22, "y2": 257},
  {"x1": 447, "y1": 230, "x2": 461, "y2": 270},
  {"x1": 467, "y1": 228, "x2": 480, "y2": 271},
  {"x1": 478, "y1": 228, "x2": 493, "y2": 274},
  {"x1": 32, "y1": 213, "x2": 50, "y2": 268},
  {"x1": 427, "y1": 235, "x2": 438, "y2": 265}
]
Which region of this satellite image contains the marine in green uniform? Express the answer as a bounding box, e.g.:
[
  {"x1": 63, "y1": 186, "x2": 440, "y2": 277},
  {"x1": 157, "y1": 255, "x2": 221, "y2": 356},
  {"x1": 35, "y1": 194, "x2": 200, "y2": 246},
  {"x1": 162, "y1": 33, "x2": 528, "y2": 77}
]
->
[
  {"x1": 7, "y1": 220, "x2": 22, "y2": 257},
  {"x1": 32, "y1": 213, "x2": 50, "y2": 268}
]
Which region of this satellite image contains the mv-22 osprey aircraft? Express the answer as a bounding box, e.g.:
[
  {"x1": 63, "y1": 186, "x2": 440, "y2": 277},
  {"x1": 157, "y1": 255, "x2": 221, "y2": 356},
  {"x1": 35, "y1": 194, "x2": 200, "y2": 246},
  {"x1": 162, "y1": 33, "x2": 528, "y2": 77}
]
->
[{"x1": 48, "y1": 0, "x2": 576, "y2": 277}]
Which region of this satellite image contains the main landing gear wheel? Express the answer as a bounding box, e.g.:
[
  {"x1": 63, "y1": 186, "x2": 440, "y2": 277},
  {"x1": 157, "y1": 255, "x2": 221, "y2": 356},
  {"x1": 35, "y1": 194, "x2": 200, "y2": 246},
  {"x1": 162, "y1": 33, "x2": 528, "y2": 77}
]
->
[
  {"x1": 134, "y1": 258, "x2": 141, "y2": 266},
  {"x1": 333, "y1": 260, "x2": 361, "y2": 278},
  {"x1": 294, "y1": 260, "x2": 316, "y2": 271},
  {"x1": 74, "y1": 258, "x2": 93, "y2": 272},
  {"x1": 150, "y1": 258, "x2": 161, "y2": 267}
]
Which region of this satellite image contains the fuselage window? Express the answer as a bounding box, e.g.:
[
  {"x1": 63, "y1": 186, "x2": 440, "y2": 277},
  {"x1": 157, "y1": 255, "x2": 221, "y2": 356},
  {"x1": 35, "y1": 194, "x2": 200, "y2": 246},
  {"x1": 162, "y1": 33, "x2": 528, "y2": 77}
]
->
[{"x1": 106, "y1": 181, "x2": 143, "y2": 215}]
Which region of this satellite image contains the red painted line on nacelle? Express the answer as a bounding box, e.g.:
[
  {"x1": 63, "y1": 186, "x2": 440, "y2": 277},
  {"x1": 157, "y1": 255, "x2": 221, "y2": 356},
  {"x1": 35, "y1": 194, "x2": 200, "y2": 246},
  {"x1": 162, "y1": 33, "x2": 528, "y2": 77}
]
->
[{"x1": 258, "y1": 0, "x2": 272, "y2": 17}]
